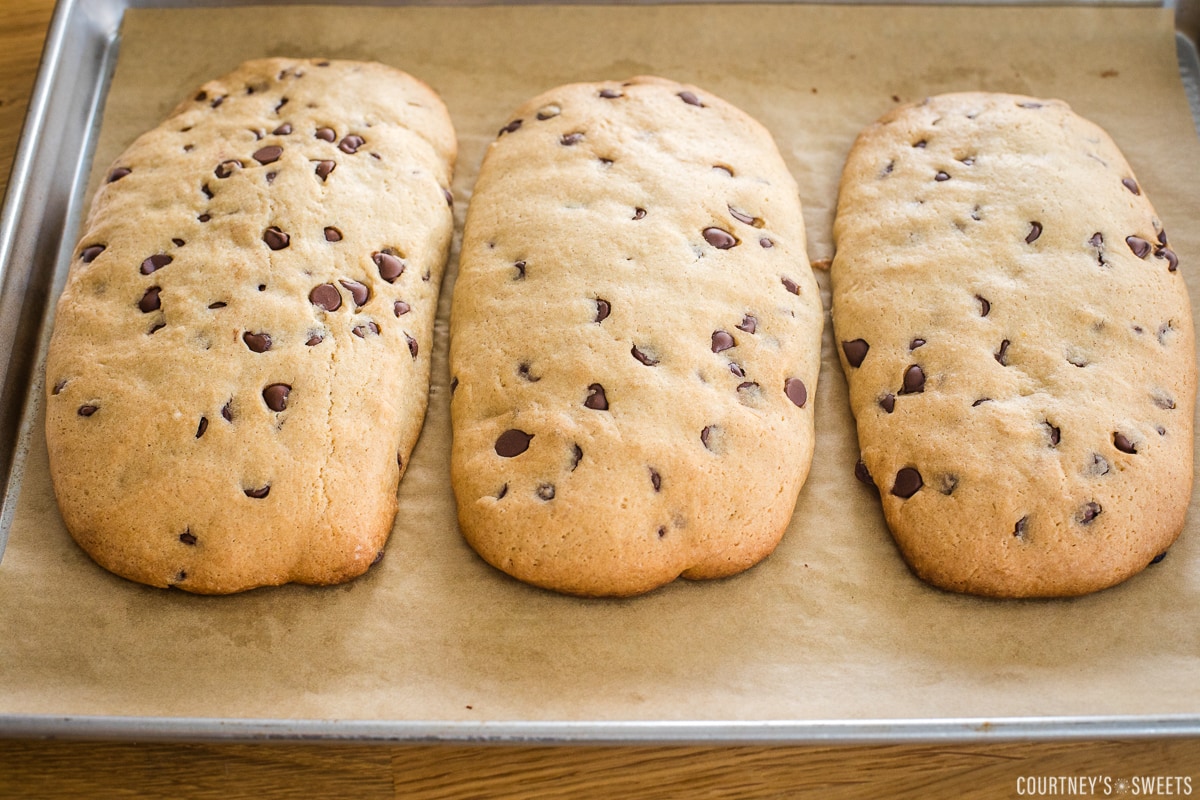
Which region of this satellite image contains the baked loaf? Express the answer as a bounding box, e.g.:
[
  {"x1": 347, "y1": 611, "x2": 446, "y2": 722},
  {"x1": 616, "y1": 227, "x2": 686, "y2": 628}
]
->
[
  {"x1": 45, "y1": 58, "x2": 457, "y2": 593},
  {"x1": 831, "y1": 92, "x2": 1195, "y2": 597},
  {"x1": 449, "y1": 76, "x2": 823, "y2": 597}
]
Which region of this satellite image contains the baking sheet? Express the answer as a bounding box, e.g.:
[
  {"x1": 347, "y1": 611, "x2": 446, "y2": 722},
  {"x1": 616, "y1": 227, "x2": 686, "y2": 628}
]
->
[{"x1": 1, "y1": 2, "x2": 1199, "y2": 741}]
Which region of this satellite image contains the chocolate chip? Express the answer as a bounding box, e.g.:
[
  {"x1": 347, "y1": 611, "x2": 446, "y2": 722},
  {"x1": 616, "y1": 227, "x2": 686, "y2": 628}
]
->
[
  {"x1": 339, "y1": 279, "x2": 369, "y2": 307},
  {"x1": 913, "y1": 139, "x2": 927, "y2": 148},
  {"x1": 52, "y1": 379, "x2": 66, "y2": 395},
  {"x1": 214, "y1": 160, "x2": 242, "y2": 179},
  {"x1": 495, "y1": 429, "x2": 533, "y2": 457},
  {"x1": 701, "y1": 426, "x2": 715, "y2": 450},
  {"x1": 703, "y1": 227, "x2": 738, "y2": 249},
  {"x1": 909, "y1": 338, "x2": 926, "y2": 350},
  {"x1": 631, "y1": 345, "x2": 658, "y2": 366},
  {"x1": 309, "y1": 283, "x2": 342, "y2": 311},
  {"x1": 496, "y1": 484, "x2": 509, "y2": 500},
  {"x1": 1045, "y1": 421, "x2": 1061, "y2": 446},
  {"x1": 263, "y1": 383, "x2": 291, "y2": 412},
  {"x1": 1076, "y1": 501, "x2": 1102, "y2": 524},
  {"x1": 107, "y1": 167, "x2": 131, "y2": 183},
  {"x1": 405, "y1": 332, "x2": 417, "y2": 357},
  {"x1": 374, "y1": 250, "x2": 405, "y2": 282},
  {"x1": 728, "y1": 206, "x2": 761, "y2": 227},
  {"x1": 1122, "y1": 178, "x2": 1141, "y2": 195},
  {"x1": 939, "y1": 474, "x2": 959, "y2": 495},
  {"x1": 140, "y1": 254, "x2": 172, "y2": 275},
  {"x1": 595, "y1": 298, "x2": 611, "y2": 322},
  {"x1": 560, "y1": 132, "x2": 584, "y2": 146},
  {"x1": 201, "y1": 184, "x2": 213, "y2": 199},
  {"x1": 275, "y1": 97, "x2": 289, "y2": 113},
  {"x1": 976, "y1": 295, "x2": 990, "y2": 316},
  {"x1": 841, "y1": 338, "x2": 869, "y2": 368},
  {"x1": 244, "y1": 485, "x2": 270, "y2": 499},
  {"x1": 880, "y1": 393, "x2": 896, "y2": 413},
  {"x1": 338, "y1": 134, "x2": 364, "y2": 154},
  {"x1": 891, "y1": 467, "x2": 923, "y2": 498},
  {"x1": 633, "y1": 208, "x2": 647, "y2": 220},
  {"x1": 1088, "y1": 453, "x2": 1110, "y2": 476},
  {"x1": 196, "y1": 417, "x2": 208, "y2": 438},
  {"x1": 759, "y1": 238, "x2": 775, "y2": 249},
  {"x1": 1152, "y1": 391, "x2": 1176, "y2": 410},
  {"x1": 243, "y1": 332, "x2": 272, "y2": 353},
  {"x1": 77, "y1": 404, "x2": 98, "y2": 417},
  {"x1": 315, "y1": 160, "x2": 336, "y2": 181},
  {"x1": 1025, "y1": 221, "x2": 1043, "y2": 243},
  {"x1": 394, "y1": 300, "x2": 410, "y2": 317},
  {"x1": 263, "y1": 227, "x2": 290, "y2": 250},
  {"x1": 148, "y1": 322, "x2": 165, "y2": 335},
  {"x1": 536, "y1": 484, "x2": 556, "y2": 501},
  {"x1": 179, "y1": 530, "x2": 197, "y2": 545},
  {"x1": 324, "y1": 227, "x2": 342, "y2": 242},
  {"x1": 1089, "y1": 232, "x2": 1104, "y2": 248},
  {"x1": 995, "y1": 339, "x2": 1011, "y2": 365},
  {"x1": 712, "y1": 331, "x2": 735, "y2": 353},
  {"x1": 584, "y1": 383, "x2": 608, "y2": 410},
  {"x1": 729, "y1": 363, "x2": 745, "y2": 378},
  {"x1": 80, "y1": 244, "x2": 106, "y2": 263},
  {"x1": 198, "y1": 214, "x2": 211, "y2": 223},
  {"x1": 536, "y1": 105, "x2": 560, "y2": 120},
  {"x1": 305, "y1": 334, "x2": 323, "y2": 346},
  {"x1": 1156, "y1": 247, "x2": 1179, "y2": 272},
  {"x1": 736, "y1": 314, "x2": 758, "y2": 334},
  {"x1": 599, "y1": 88, "x2": 623, "y2": 98},
  {"x1": 138, "y1": 286, "x2": 162, "y2": 313},
  {"x1": 253, "y1": 145, "x2": 283, "y2": 165},
  {"x1": 1150, "y1": 552, "x2": 1167, "y2": 565},
  {"x1": 1113, "y1": 432, "x2": 1137, "y2": 454},
  {"x1": 854, "y1": 459, "x2": 874, "y2": 486},
  {"x1": 650, "y1": 468, "x2": 662, "y2": 492},
  {"x1": 315, "y1": 127, "x2": 336, "y2": 142},
  {"x1": 783, "y1": 378, "x2": 808, "y2": 408},
  {"x1": 781, "y1": 276, "x2": 800, "y2": 295},
  {"x1": 900, "y1": 364, "x2": 925, "y2": 394},
  {"x1": 513, "y1": 261, "x2": 526, "y2": 280},
  {"x1": 935, "y1": 171, "x2": 950, "y2": 182},
  {"x1": 1013, "y1": 516, "x2": 1029, "y2": 539},
  {"x1": 498, "y1": 119, "x2": 523, "y2": 136},
  {"x1": 571, "y1": 444, "x2": 583, "y2": 471},
  {"x1": 273, "y1": 123, "x2": 292, "y2": 135},
  {"x1": 1126, "y1": 235, "x2": 1152, "y2": 259},
  {"x1": 678, "y1": 90, "x2": 704, "y2": 107},
  {"x1": 222, "y1": 400, "x2": 233, "y2": 422},
  {"x1": 171, "y1": 238, "x2": 185, "y2": 247}
]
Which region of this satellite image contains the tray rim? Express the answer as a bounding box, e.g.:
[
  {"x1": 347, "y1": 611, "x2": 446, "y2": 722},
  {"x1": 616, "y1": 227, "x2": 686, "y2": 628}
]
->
[{"x1": 1, "y1": 0, "x2": 1199, "y2": 746}]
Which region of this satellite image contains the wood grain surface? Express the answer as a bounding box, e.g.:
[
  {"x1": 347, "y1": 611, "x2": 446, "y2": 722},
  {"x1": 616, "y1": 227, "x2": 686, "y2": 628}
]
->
[{"x1": 0, "y1": 2, "x2": 1197, "y2": 797}]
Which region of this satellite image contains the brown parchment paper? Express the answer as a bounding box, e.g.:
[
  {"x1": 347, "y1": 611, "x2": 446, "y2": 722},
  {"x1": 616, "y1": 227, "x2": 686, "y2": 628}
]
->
[{"x1": 2, "y1": 3, "x2": 1199, "y2": 727}]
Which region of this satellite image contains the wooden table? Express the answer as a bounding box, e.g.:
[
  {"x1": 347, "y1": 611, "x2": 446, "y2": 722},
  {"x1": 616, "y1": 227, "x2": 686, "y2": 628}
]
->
[{"x1": 1, "y1": 2, "x2": 1197, "y2": 797}]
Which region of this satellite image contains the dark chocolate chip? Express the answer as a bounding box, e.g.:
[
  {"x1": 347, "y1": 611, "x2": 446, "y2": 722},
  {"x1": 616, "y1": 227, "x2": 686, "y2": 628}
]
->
[
  {"x1": 854, "y1": 459, "x2": 874, "y2": 486},
  {"x1": 222, "y1": 400, "x2": 233, "y2": 422},
  {"x1": 309, "y1": 283, "x2": 342, "y2": 311},
  {"x1": 935, "y1": 171, "x2": 951, "y2": 182},
  {"x1": 1045, "y1": 421, "x2": 1061, "y2": 446},
  {"x1": 703, "y1": 227, "x2": 738, "y2": 249},
  {"x1": 138, "y1": 286, "x2": 162, "y2": 313},
  {"x1": 353, "y1": 323, "x2": 381, "y2": 339},
  {"x1": 1089, "y1": 232, "x2": 1104, "y2": 248},
  {"x1": 900, "y1": 364, "x2": 925, "y2": 394},
  {"x1": 201, "y1": 184, "x2": 213, "y2": 199},
  {"x1": 275, "y1": 97, "x2": 289, "y2": 113},
  {"x1": 405, "y1": 332, "x2": 417, "y2": 357},
  {"x1": 495, "y1": 429, "x2": 533, "y2": 457},
  {"x1": 107, "y1": 167, "x2": 131, "y2": 183},
  {"x1": 498, "y1": 119, "x2": 523, "y2": 136},
  {"x1": 52, "y1": 379, "x2": 66, "y2": 395},
  {"x1": 599, "y1": 88, "x2": 623, "y2": 98},
  {"x1": 939, "y1": 474, "x2": 959, "y2": 495},
  {"x1": 443, "y1": 187, "x2": 454, "y2": 206},
  {"x1": 736, "y1": 314, "x2": 758, "y2": 334},
  {"x1": 339, "y1": 279, "x2": 369, "y2": 307},
  {"x1": 728, "y1": 206, "x2": 761, "y2": 227},
  {"x1": 760, "y1": 237, "x2": 774, "y2": 249},
  {"x1": 273, "y1": 123, "x2": 292, "y2": 135},
  {"x1": 891, "y1": 467, "x2": 923, "y2": 498},
  {"x1": 995, "y1": 339, "x2": 1011, "y2": 365},
  {"x1": 650, "y1": 468, "x2": 662, "y2": 492},
  {"x1": 631, "y1": 345, "x2": 658, "y2": 366},
  {"x1": 496, "y1": 484, "x2": 509, "y2": 500},
  {"x1": 785, "y1": 378, "x2": 808, "y2": 408},
  {"x1": 595, "y1": 298, "x2": 611, "y2": 322},
  {"x1": 315, "y1": 160, "x2": 336, "y2": 181},
  {"x1": 913, "y1": 139, "x2": 927, "y2": 148},
  {"x1": 315, "y1": 127, "x2": 336, "y2": 142},
  {"x1": 394, "y1": 300, "x2": 410, "y2": 317},
  {"x1": 678, "y1": 90, "x2": 704, "y2": 107},
  {"x1": 80, "y1": 244, "x2": 106, "y2": 263},
  {"x1": 263, "y1": 383, "x2": 291, "y2": 412},
  {"x1": 338, "y1": 134, "x2": 365, "y2": 154},
  {"x1": 781, "y1": 276, "x2": 800, "y2": 295},
  {"x1": 179, "y1": 530, "x2": 197, "y2": 545},
  {"x1": 1150, "y1": 552, "x2": 1167, "y2": 565},
  {"x1": 560, "y1": 132, "x2": 584, "y2": 146},
  {"x1": 1113, "y1": 432, "x2": 1137, "y2": 454},
  {"x1": 729, "y1": 363, "x2": 745, "y2": 378},
  {"x1": 253, "y1": 145, "x2": 282, "y2": 165},
  {"x1": 263, "y1": 227, "x2": 290, "y2": 250},
  {"x1": 214, "y1": 160, "x2": 242, "y2": 179},
  {"x1": 909, "y1": 338, "x2": 926, "y2": 350},
  {"x1": 305, "y1": 334, "x2": 323, "y2": 346},
  {"x1": 243, "y1": 332, "x2": 272, "y2": 353},
  {"x1": 571, "y1": 444, "x2": 583, "y2": 471},
  {"x1": 1122, "y1": 178, "x2": 1140, "y2": 195},
  {"x1": 324, "y1": 227, "x2": 342, "y2": 242},
  {"x1": 584, "y1": 383, "x2": 608, "y2": 410},
  {"x1": 841, "y1": 338, "x2": 869, "y2": 368},
  {"x1": 633, "y1": 208, "x2": 647, "y2": 220},
  {"x1": 374, "y1": 250, "x2": 405, "y2": 282},
  {"x1": 196, "y1": 417, "x2": 208, "y2": 438},
  {"x1": 701, "y1": 425, "x2": 715, "y2": 450},
  {"x1": 198, "y1": 214, "x2": 211, "y2": 223},
  {"x1": 880, "y1": 393, "x2": 896, "y2": 413},
  {"x1": 513, "y1": 260, "x2": 526, "y2": 280},
  {"x1": 148, "y1": 322, "x2": 165, "y2": 335},
  {"x1": 712, "y1": 331, "x2": 735, "y2": 353},
  {"x1": 976, "y1": 295, "x2": 990, "y2": 316},
  {"x1": 244, "y1": 485, "x2": 270, "y2": 499},
  {"x1": 171, "y1": 238, "x2": 185, "y2": 247},
  {"x1": 1025, "y1": 221, "x2": 1043, "y2": 244},
  {"x1": 77, "y1": 404, "x2": 98, "y2": 417},
  {"x1": 1076, "y1": 501, "x2": 1102, "y2": 524},
  {"x1": 140, "y1": 254, "x2": 172, "y2": 275},
  {"x1": 1126, "y1": 235, "x2": 1152, "y2": 259},
  {"x1": 536, "y1": 484, "x2": 556, "y2": 501},
  {"x1": 1013, "y1": 516, "x2": 1029, "y2": 539},
  {"x1": 1156, "y1": 247, "x2": 1179, "y2": 272}
]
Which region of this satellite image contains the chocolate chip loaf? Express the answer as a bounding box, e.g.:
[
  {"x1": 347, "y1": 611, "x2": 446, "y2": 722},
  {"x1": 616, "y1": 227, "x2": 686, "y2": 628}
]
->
[
  {"x1": 831, "y1": 92, "x2": 1195, "y2": 597},
  {"x1": 449, "y1": 76, "x2": 823, "y2": 597},
  {"x1": 45, "y1": 58, "x2": 457, "y2": 593}
]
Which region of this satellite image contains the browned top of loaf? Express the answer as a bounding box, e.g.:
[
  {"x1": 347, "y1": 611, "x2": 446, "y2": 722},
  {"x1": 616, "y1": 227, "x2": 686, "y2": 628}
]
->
[
  {"x1": 831, "y1": 92, "x2": 1195, "y2": 597},
  {"x1": 45, "y1": 58, "x2": 456, "y2": 593}
]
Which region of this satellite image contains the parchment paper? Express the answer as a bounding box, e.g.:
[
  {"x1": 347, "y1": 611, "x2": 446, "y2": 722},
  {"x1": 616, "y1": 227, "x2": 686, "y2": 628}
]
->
[{"x1": 2, "y1": 3, "x2": 1199, "y2": 726}]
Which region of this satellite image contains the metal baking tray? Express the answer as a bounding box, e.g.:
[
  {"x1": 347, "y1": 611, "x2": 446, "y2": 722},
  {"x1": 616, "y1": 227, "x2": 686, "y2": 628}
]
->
[{"x1": 1, "y1": 0, "x2": 1199, "y2": 745}]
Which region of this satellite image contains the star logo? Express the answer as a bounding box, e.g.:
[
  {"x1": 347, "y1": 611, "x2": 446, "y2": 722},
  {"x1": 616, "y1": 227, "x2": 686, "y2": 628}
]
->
[{"x1": 1113, "y1": 778, "x2": 1130, "y2": 795}]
